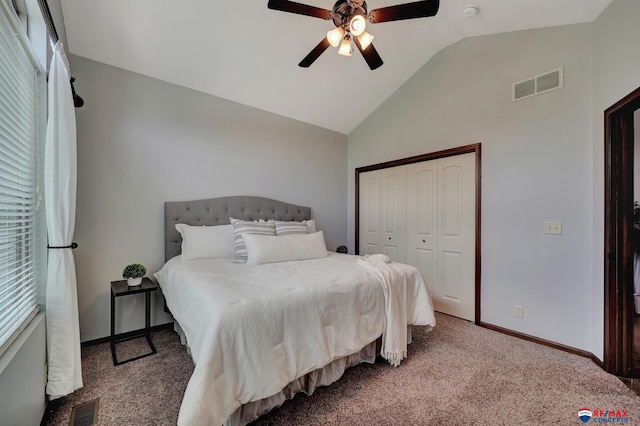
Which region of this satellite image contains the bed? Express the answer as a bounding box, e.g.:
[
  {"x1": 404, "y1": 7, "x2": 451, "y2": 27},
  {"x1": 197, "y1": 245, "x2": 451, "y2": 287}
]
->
[{"x1": 154, "y1": 196, "x2": 436, "y2": 426}]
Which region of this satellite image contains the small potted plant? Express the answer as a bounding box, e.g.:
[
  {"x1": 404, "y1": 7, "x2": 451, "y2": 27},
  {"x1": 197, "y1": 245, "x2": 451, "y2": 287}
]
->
[{"x1": 122, "y1": 263, "x2": 146, "y2": 287}]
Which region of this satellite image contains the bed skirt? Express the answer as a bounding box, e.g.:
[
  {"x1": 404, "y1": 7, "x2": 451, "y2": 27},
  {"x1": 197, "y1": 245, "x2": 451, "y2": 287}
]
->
[
  {"x1": 173, "y1": 322, "x2": 378, "y2": 425},
  {"x1": 226, "y1": 341, "x2": 377, "y2": 425}
]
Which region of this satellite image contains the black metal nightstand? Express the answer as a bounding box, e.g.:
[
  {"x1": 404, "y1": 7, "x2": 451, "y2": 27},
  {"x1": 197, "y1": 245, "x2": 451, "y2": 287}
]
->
[{"x1": 110, "y1": 277, "x2": 158, "y2": 365}]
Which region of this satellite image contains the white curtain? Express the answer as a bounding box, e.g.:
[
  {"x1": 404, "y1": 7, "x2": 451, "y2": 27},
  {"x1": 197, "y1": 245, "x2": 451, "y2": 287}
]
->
[{"x1": 45, "y1": 41, "x2": 82, "y2": 398}]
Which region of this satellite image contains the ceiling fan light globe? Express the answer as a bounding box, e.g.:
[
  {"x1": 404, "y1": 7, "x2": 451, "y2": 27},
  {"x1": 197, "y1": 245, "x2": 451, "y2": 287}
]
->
[
  {"x1": 357, "y1": 31, "x2": 374, "y2": 50},
  {"x1": 327, "y1": 27, "x2": 345, "y2": 47},
  {"x1": 349, "y1": 15, "x2": 366, "y2": 36},
  {"x1": 338, "y1": 38, "x2": 353, "y2": 56}
]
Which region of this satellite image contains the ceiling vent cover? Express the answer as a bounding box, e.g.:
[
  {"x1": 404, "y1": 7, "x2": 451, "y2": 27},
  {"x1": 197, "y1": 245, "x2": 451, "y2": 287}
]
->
[{"x1": 512, "y1": 67, "x2": 563, "y2": 102}]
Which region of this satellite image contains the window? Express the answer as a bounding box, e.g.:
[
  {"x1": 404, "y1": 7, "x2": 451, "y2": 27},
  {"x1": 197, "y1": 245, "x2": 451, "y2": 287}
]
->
[{"x1": 0, "y1": 2, "x2": 44, "y2": 356}]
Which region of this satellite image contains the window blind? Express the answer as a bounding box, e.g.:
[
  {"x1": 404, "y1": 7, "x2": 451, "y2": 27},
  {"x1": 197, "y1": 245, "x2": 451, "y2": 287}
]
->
[{"x1": 0, "y1": 5, "x2": 41, "y2": 356}]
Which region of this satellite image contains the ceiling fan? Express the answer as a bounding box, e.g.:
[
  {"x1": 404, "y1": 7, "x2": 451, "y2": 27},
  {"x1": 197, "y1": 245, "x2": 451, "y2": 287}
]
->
[{"x1": 267, "y1": 0, "x2": 440, "y2": 70}]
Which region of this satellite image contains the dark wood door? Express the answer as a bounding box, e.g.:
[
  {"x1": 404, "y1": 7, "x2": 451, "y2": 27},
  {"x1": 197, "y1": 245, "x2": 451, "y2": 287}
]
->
[{"x1": 604, "y1": 86, "x2": 640, "y2": 376}]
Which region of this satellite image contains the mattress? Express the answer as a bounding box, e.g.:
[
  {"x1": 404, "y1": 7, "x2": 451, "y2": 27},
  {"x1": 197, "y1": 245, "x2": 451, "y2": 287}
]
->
[{"x1": 155, "y1": 252, "x2": 435, "y2": 425}]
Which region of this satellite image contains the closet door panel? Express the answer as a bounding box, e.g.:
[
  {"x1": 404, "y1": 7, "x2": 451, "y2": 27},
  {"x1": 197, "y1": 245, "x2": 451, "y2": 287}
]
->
[
  {"x1": 407, "y1": 161, "x2": 437, "y2": 295},
  {"x1": 437, "y1": 153, "x2": 475, "y2": 321},
  {"x1": 380, "y1": 166, "x2": 406, "y2": 262},
  {"x1": 415, "y1": 248, "x2": 435, "y2": 295},
  {"x1": 441, "y1": 166, "x2": 462, "y2": 237},
  {"x1": 359, "y1": 172, "x2": 381, "y2": 255},
  {"x1": 441, "y1": 251, "x2": 462, "y2": 300}
]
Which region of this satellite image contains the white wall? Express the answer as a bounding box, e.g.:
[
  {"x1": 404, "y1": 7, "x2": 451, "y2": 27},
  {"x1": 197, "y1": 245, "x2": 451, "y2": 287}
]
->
[
  {"x1": 71, "y1": 56, "x2": 348, "y2": 341},
  {"x1": 348, "y1": 23, "x2": 595, "y2": 351}
]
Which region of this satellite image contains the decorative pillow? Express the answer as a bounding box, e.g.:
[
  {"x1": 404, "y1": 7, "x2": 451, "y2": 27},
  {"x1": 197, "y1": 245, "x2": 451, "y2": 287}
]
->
[
  {"x1": 275, "y1": 221, "x2": 308, "y2": 236},
  {"x1": 243, "y1": 231, "x2": 328, "y2": 265},
  {"x1": 304, "y1": 219, "x2": 317, "y2": 233},
  {"x1": 175, "y1": 224, "x2": 235, "y2": 261},
  {"x1": 230, "y1": 218, "x2": 276, "y2": 262},
  {"x1": 274, "y1": 219, "x2": 316, "y2": 233}
]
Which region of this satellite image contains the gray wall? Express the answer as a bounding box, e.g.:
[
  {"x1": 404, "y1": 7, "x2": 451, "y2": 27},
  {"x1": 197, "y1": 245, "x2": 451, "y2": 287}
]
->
[
  {"x1": 591, "y1": 0, "x2": 640, "y2": 360},
  {"x1": 348, "y1": 23, "x2": 596, "y2": 352},
  {"x1": 0, "y1": 315, "x2": 47, "y2": 426},
  {"x1": 348, "y1": 0, "x2": 640, "y2": 359},
  {"x1": 63, "y1": 0, "x2": 640, "y2": 355},
  {"x1": 70, "y1": 55, "x2": 348, "y2": 341}
]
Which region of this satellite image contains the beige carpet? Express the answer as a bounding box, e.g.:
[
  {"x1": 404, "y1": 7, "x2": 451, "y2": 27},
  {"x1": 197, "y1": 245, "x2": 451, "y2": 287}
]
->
[{"x1": 45, "y1": 313, "x2": 640, "y2": 425}]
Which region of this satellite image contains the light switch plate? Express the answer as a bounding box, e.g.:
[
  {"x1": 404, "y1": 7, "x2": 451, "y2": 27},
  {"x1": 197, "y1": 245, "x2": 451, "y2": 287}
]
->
[{"x1": 544, "y1": 221, "x2": 562, "y2": 235}]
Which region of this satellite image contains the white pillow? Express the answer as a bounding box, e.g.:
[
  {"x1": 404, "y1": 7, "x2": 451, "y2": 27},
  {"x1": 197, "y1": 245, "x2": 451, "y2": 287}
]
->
[
  {"x1": 243, "y1": 231, "x2": 328, "y2": 265},
  {"x1": 175, "y1": 224, "x2": 235, "y2": 261}
]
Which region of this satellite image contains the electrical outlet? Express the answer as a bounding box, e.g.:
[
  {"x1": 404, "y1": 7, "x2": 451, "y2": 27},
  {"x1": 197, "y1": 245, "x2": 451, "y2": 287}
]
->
[
  {"x1": 544, "y1": 221, "x2": 562, "y2": 235},
  {"x1": 513, "y1": 305, "x2": 524, "y2": 319}
]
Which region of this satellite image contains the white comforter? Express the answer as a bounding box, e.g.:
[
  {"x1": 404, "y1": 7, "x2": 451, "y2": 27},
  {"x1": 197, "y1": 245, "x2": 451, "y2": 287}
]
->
[{"x1": 155, "y1": 252, "x2": 435, "y2": 426}]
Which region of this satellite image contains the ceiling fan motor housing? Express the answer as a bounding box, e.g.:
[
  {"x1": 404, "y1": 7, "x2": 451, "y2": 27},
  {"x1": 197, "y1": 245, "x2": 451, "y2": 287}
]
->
[{"x1": 332, "y1": 0, "x2": 368, "y2": 28}]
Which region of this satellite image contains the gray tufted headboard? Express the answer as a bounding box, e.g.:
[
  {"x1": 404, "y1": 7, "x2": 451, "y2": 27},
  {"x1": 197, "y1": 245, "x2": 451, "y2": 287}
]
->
[{"x1": 164, "y1": 196, "x2": 311, "y2": 262}]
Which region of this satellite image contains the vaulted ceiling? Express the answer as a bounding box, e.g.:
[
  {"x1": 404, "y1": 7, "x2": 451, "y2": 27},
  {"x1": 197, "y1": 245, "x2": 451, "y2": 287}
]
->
[{"x1": 60, "y1": 0, "x2": 612, "y2": 134}]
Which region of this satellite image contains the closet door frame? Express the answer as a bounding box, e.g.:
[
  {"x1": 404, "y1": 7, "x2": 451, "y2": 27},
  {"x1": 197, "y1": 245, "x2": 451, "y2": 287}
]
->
[{"x1": 355, "y1": 143, "x2": 482, "y2": 325}]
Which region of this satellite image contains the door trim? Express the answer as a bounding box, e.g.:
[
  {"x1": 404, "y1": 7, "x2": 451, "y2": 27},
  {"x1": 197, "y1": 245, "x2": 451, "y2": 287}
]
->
[
  {"x1": 355, "y1": 143, "x2": 482, "y2": 325},
  {"x1": 604, "y1": 86, "x2": 640, "y2": 376}
]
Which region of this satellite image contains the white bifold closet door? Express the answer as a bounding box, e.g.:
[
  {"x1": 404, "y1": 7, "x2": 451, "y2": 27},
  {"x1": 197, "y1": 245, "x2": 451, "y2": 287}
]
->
[
  {"x1": 406, "y1": 153, "x2": 475, "y2": 321},
  {"x1": 359, "y1": 152, "x2": 475, "y2": 321},
  {"x1": 359, "y1": 165, "x2": 406, "y2": 262}
]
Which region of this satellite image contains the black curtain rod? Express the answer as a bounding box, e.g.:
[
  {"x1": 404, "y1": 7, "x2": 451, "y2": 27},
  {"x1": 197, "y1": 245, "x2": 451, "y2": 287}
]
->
[
  {"x1": 35, "y1": 0, "x2": 58, "y2": 42},
  {"x1": 35, "y1": 0, "x2": 84, "y2": 108}
]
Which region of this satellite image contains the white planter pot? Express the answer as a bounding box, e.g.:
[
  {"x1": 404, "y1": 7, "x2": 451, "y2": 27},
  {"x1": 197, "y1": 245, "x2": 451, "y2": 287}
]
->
[{"x1": 127, "y1": 277, "x2": 142, "y2": 287}]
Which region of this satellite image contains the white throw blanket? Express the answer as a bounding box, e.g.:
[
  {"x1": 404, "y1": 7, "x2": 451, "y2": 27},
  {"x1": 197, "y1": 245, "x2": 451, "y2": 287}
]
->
[{"x1": 357, "y1": 254, "x2": 409, "y2": 366}]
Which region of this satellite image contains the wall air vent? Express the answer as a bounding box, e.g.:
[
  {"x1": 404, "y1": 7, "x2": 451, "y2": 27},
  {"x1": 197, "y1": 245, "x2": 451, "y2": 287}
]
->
[{"x1": 512, "y1": 67, "x2": 563, "y2": 102}]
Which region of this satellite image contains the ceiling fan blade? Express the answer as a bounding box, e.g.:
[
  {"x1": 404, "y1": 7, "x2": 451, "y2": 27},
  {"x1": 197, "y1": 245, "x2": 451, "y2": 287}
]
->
[
  {"x1": 268, "y1": 0, "x2": 332, "y2": 19},
  {"x1": 298, "y1": 38, "x2": 331, "y2": 68},
  {"x1": 354, "y1": 37, "x2": 383, "y2": 70},
  {"x1": 369, "y1": 0, "x2": 439, "y2": 23}
]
